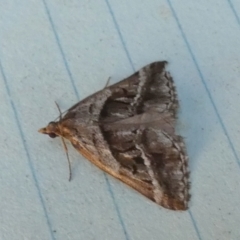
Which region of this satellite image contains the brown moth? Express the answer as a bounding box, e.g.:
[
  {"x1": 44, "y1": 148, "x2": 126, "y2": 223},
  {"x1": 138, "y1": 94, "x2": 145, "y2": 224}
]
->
[{"x1": 39, "y1": 61, "x2": 190, "y2": 210}]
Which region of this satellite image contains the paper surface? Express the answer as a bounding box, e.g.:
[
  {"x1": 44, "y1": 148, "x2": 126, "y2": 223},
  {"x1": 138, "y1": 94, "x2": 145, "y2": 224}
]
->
[{"x1": 0, "y1": 1, "x2": 240, "y2": 240}]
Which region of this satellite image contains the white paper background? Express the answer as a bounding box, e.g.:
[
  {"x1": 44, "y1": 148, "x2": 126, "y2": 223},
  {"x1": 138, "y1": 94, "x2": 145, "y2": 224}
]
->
[{"x1": 0, "y1": 1, "x2": 240, "y2": 240}]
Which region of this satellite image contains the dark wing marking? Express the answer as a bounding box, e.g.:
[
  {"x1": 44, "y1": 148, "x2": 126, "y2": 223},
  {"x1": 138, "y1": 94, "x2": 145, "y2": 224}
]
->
[{"x1": 57, "y1": 61, "x2": 189, "y2": 210}]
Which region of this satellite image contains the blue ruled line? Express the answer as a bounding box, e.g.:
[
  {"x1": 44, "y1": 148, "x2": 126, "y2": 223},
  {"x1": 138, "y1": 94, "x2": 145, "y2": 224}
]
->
[
  {"x1": 41, "y1": 1, "x2": 130, "y2": 239},
  {"x1": 227, "y1": 0, "x2": 240, "y2": 26},
  {"x1": 104, "y1": 0, "x2": 134, "y2": 71},
  {"x1": 41, "y1": 0, "x2": 80, "y2": 100},
  {"x1": 166, "y1": 0, "x2": 240, "y2": 170},
  {"x1": 188, "y1": 210, "x2": 202, "y2": 240},
  {"x1": 0, "y1": 60, "x2": 56, "y2": 240},
  {"x1": 104, "y1": 176, "x2": 130, "y2": 240}
]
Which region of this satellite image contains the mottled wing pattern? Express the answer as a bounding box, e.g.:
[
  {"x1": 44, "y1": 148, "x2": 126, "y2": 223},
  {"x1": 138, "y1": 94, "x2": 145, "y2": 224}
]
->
[
  {"x1": 100, "y1": 61, "x2": 178, "y2": 122},
  {"x1": 56, "y1": 61, "x2": 190, "y2": 210},
  {"x1": 98, "y1": 61, "x2": 190, "y2": 210}
]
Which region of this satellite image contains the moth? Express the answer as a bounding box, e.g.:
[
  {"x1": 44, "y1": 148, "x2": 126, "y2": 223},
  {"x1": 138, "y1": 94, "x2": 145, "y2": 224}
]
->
[{"x1": 39, "y1": 61, "x2": 190, "y2": 210}]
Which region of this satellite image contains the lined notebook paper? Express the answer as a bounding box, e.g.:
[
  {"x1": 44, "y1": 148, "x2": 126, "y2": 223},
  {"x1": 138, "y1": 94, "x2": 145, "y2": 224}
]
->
[{"x1": 0, "y1": 1, "x2": 240, "y2": 240}]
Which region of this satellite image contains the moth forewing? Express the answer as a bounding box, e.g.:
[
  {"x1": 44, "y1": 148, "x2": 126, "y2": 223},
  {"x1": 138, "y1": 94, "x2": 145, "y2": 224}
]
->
[{"x1": 39, "y1": 61, "x2": 190, "y2": 210}]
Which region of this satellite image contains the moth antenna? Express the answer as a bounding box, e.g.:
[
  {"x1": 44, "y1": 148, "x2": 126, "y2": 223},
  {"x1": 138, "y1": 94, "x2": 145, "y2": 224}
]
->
[
  {"x1": 60, "y1": 136, "x2": 72, "y2": 181},
  {"x1": 55, "y1": 101, "x2": 72, "y2": 181},
  {"x1": 53, "y1": 101, "x2": 71, "y2": 121},
  {"x1": 104, "y1": 77, "x2": 111, "y2": 89},
  {"x1": 55, "y1": 101, "x2": 63, "y2": 119},
  {"x1": 53, "y1": 109, "x2": 69, "y2": 122}
]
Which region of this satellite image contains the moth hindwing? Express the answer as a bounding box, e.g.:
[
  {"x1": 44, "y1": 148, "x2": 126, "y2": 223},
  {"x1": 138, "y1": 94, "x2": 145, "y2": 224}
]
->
[{"x1": 39, "y1": 61, "x2": 190, "y2": 210}]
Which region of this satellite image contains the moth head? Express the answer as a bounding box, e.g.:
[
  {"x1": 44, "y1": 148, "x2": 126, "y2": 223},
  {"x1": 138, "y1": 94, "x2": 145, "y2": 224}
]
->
[{"x1": 38, "y1": 121, "x2": 60, "y2": 138}]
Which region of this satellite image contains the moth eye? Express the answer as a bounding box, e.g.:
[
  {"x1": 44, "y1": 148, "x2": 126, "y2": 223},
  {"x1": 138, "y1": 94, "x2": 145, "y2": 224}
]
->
[{"x1": 48, "y1": 133, "x2": 57, "y2": 138}]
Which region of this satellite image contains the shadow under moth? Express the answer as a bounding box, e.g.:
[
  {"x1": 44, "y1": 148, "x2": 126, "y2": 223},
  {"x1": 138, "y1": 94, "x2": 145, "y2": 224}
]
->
[{"x1": 39, "y1": 61, "x2": 190, "y2": 210}]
